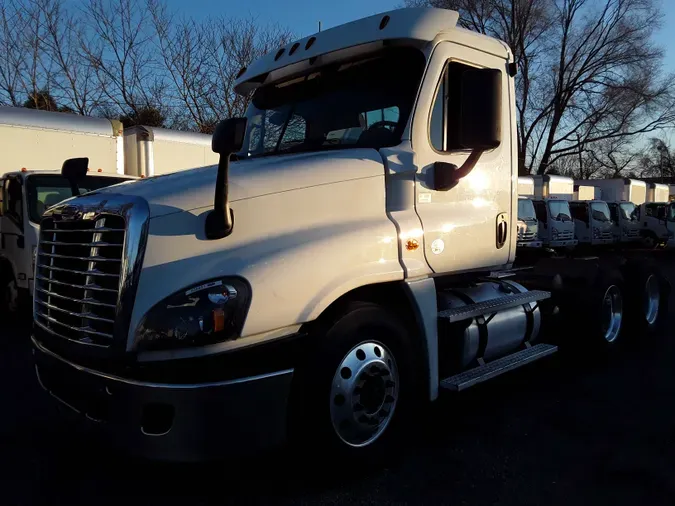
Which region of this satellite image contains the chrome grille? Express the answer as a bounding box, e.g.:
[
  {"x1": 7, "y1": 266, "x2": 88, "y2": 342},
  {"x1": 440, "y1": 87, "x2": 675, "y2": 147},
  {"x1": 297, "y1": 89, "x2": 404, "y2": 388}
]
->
[
  {"x1": 35, "y1": 215, "x2": 126, "y2": 346},
  {"x1": 557, "y1": 230, "x2": 574, "y2": 241}
]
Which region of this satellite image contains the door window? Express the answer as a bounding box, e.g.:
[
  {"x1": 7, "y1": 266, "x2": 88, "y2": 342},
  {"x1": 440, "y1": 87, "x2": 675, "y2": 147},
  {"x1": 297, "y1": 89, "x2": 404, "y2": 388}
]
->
[
  {"x1": 4, "y1": 178, "x2": 23, "y2": 230},
  {"x1": 429, "y1": 61, "x2": 491, "y2": 152},
  {"x1": 570, "y1": 203, "x2": 589, "y2": 224},
  {"x1": 532, "y1": 200, "x2": 548, "y2": 223}
]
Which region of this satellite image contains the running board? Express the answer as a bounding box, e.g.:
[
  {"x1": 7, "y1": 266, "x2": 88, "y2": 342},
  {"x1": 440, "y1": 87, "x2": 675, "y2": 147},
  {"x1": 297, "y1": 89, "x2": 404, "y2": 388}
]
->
[
  {"x1": 440, "y1": 343, "x2": 558, "y2": 392},
  {"x1": 437, "y1": 290, "x2": 550, "y2": 323}
]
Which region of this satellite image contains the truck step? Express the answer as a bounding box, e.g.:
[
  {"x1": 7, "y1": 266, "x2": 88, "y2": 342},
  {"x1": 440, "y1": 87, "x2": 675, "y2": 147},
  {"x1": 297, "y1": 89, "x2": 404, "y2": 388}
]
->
[
  {"x1": 437, "y1": 290, "x2": 550, "y2": 323},
  {"x1": 440, "y1": 343, "x2": 558, "y2": 392}
]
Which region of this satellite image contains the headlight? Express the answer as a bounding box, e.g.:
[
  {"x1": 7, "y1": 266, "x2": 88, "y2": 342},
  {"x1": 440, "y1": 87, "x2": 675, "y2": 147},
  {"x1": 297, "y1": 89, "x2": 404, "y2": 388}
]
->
[
  {"x1": 593, "y1": 227, "x2": 600, "y2": 238},
  {"x1": 134, "y1": 277, "x2": 251, "y2": 352},
  {"x1": 551, "y1": 227, "x2": 559, "y2": 239}
]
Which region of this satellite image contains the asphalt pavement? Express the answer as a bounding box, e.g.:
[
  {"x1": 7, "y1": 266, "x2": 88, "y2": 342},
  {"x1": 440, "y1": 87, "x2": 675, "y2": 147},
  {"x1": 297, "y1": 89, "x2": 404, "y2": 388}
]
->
[{"x1": 3, "y1": 271, "x2": 675, "y2": 505}]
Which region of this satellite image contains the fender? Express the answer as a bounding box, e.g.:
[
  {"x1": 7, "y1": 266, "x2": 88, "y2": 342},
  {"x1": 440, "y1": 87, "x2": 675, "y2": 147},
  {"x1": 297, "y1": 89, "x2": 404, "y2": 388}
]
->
[{"x1": 127, "y1": 175, "x2": 405, "y2": 351}]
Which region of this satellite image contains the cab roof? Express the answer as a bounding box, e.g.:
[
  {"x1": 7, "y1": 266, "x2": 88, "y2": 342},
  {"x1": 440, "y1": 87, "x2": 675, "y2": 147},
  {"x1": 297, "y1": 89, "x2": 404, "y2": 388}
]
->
[
  {"x1": 234, "y1": 8, "x2": 509, "y2": 95},
  {"x1": 4, "y1": 169, "x2": 137, "y2": 180}
]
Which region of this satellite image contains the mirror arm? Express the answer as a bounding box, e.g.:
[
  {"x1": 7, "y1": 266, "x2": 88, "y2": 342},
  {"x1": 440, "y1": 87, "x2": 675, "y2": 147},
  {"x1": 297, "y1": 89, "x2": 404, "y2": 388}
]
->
[
  {"x1": 455, "y1": 149, "x2": 484, "y2": 180},
  {"x1": 205, "y1": 154, "x2": 234, "y2": 240}
]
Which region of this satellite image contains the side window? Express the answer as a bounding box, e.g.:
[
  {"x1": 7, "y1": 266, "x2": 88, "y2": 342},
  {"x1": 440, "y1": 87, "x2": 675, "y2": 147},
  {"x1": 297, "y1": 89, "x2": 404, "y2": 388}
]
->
[
  {"x1": 5, "y1": 178, "x2": 23, "y2": 229},
  {"x1": 609, "y1": 204, "x2": 619, "y2": 223},
  {"x1": 430, "y1": 62, "x2": 491, "y2": 151},
  {"x1": 570, "y1": 203, "x2": 589, "y2": 224},
  {"x1": 645, "y1": 205, "x2": 656, "y2": 218},
  {"x1": 278, "y1": 113, "x2": 307, "y2": 151},
  {"x1": 430, "y1": 69, "x2": 446, "y2": 150},
  {"x1": 533, "y1": 201, "x2": 547, "y2": 223}
]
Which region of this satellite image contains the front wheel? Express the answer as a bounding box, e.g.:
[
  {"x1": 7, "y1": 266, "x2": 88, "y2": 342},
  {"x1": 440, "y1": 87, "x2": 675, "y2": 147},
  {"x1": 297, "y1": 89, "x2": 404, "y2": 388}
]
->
[{"x1": 289, "y1": 302, "x2": 418, "y2": 458}]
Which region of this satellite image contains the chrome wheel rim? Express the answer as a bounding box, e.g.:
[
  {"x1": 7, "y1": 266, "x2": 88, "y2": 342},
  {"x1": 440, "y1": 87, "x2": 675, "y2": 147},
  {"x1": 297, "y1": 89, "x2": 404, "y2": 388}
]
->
[
  {"x1": 330, "y1": 341, "x2": 398, "y2": 447},
  {"x1": 601, "y1": 285, "x2": 623, "y2": 343},
  {"x1": 644, "y1": 274, "x2": 660, "y2": 326}
]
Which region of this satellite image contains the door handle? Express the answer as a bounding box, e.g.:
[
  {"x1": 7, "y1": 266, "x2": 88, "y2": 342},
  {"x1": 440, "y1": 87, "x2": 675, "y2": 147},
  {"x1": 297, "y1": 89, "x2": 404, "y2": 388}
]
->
[{"x1": 496, "y1": 213, "x2": 508, "y2": 249}]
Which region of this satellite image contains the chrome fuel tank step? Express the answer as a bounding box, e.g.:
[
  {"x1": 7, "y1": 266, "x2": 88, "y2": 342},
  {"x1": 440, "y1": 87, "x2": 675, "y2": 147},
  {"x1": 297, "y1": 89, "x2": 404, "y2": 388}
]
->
[{"x1": 440, "y1": 343, "x2": 558, "y2": 392}]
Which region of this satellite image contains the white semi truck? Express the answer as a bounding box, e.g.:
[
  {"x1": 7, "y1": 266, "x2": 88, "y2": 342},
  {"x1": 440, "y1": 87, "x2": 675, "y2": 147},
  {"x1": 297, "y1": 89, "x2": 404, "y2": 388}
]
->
[{"x1": 32, "y1": 8, "x2": 669, "y2": 462}]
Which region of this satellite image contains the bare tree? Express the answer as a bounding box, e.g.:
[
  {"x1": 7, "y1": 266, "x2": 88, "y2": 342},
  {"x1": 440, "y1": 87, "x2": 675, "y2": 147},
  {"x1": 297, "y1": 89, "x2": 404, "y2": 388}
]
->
[
  {"x1": 0, "y1": 0, "x2": 53, "y2": 107},
  {"x1": 414, "y1": 0, "x2": 553, "y2": 175},
  {"x1": 638, "y1": 137, "x2": 675, "y2": 179},
  {"x1": 201, "y1": 17, "x2": 292, "y2": 127},
  {"x1": 409, "y1": 0, "x2": 675, "y2": 175},
  {"x1": 79, "y1": 0, "x2": 166, "y2": 119},
  {"x1": 39, "y1": 0, "x2": 100, "y2": 114}
]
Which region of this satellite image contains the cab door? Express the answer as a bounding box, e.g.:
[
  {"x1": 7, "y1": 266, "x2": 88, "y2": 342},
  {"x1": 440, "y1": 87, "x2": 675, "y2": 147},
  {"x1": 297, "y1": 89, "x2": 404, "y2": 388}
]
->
[
  {"x1": 0, "y1": 176, "x2": 26, "y2": 282},
  {"x1": 410, "y1": 41, "x2": 513, "y2": 274}
]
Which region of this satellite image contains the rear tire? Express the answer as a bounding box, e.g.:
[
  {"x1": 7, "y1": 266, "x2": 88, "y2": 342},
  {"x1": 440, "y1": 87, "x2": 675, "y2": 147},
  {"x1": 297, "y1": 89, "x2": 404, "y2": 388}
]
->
[
  {"x1": 575, "y1": 268, "x2": 625, "y2": 349},
  {"x1": 289, "y1": 302, "x2": 418, "y2": 461},
  {"x1": 622, "y1": 261, "x2": 667, "y2": 336}
]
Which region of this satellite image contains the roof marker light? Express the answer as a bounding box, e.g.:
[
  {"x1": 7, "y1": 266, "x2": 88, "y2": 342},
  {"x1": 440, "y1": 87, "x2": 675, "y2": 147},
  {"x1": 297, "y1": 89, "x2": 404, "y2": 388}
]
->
[
  {"x1": 379, "y1": 15, "x2": 390, "y2": 30},
  {"x1": 305, "y1": 37, "x2": 316, "y2": 50}
]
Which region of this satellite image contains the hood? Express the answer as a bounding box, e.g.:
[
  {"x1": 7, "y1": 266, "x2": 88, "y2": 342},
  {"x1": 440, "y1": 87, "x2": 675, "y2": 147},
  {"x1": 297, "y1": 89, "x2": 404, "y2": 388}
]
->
[{"x1": 95, "y1": 148, "x2": 386, "y2": 218}]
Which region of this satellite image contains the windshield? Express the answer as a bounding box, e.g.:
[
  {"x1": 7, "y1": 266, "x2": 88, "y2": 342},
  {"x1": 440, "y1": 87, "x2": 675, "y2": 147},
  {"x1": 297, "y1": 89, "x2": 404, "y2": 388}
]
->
[
  {"x1": 518, "y1": 199, "x2": 537, "y2": 221},
  {"x1": 239, "y1": 48, "x2": 425, "y2": 158},
  {"x1": 590, "y1": 201, "x2": 611, "y2": 222},
  {"x1": 547, "y1": 200, "x2": 572, "y2": 222},
  {"x1": 26, "y1": 175, "x2": 130, "y2": 223},
  {"x1": 619, "y1": 202, "x2": 637, "y2": 221}
]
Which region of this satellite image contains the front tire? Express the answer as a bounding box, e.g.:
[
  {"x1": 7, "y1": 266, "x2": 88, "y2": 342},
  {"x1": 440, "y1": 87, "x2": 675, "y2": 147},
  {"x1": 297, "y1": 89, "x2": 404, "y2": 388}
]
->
[{"x1": 290, "y1": 302, "x2": 417, "y2": 458}]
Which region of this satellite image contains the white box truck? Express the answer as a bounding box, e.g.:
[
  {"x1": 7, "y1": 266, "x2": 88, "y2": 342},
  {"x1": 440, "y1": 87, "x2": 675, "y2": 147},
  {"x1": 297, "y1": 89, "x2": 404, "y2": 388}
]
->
[
  {"x1": 32, "y1": 8, "x2": 669, "y2": 463},
  {"x1": 0, "y1": 107, "x2": 138, "y2": 313},
  {"x1": 647, "y1": 183, "x2": 669, "y2": 203},
  {"x1": 573, "y1": 185, "x2": 596, "y2": 201},
  {"x1": 516, "y1": 177, "x2": 542, "y2": 249},
  {"x1": 588, "y1": 178, "x2": 645, "y2": 244},
  {"x1": 528, "y1": 175, "x2": 576, "y2": 248},
  {"x1": 123, "y1": 126, "x2": 219, "y2": 177}
]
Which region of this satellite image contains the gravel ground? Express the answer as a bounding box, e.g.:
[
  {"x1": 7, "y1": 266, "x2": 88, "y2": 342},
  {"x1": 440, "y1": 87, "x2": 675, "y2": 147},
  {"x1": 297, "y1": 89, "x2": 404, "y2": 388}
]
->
[{"x1": 3, "y1": 263, "x2": 675, "y2": 505}]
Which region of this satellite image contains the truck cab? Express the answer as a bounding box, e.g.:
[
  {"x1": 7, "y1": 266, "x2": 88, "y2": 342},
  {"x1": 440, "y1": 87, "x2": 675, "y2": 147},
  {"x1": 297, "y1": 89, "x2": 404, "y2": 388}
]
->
[
  {"x1": 606, "y1": 201, "x2": 641, "y2": 243},
  {"x1": 530, "y1": 198, "x2": 576, "y2": 248},
  {"x1": 516, "y1": 177, "x2": 542, "y2": 249},
  {"x1": 516, "y1": 197, "x2": 542, "y2": 248},
  {"x1": 569, "y1": 200, "x2": 614, "y2": 246},
  {"x1": 639, "y1": 201, "x2": 675, "y2": 248},
  {"x1": 0, "y1": 169, "x2": 133, "y2": 311}
]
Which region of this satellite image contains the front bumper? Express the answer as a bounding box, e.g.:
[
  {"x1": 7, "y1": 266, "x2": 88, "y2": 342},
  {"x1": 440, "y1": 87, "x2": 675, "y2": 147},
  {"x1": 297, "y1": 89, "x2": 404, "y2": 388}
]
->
[
  {"x1": 547, "y1": 239, "x2": 577, "y2": 248},
  {"x1": 517, "y1": 240, "x2": 543, "y2": 248},
  {"x1": 33, "y1": 337, "x2": 293, "y2": 462}
]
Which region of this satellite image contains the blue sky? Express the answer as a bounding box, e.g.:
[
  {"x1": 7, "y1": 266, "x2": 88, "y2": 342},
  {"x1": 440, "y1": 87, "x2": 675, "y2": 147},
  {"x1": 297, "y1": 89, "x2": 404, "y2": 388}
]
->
[
  {"x1": 168, "y1": 0, "x2": 675, "y2": 73},
  {"x1": 164, "y1": 0, "x2": 399, "y2": 37}
]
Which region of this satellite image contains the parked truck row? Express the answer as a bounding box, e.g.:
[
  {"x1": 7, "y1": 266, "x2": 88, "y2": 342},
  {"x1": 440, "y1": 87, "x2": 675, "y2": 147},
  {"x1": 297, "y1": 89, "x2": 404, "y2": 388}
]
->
[
  {"x1": 0, "y1": 106, "x2": 219, "y2": 313},
  {"x1": 30, "y1": 8, "x2": 672, "y2": 464},
  {"x1": 516, "y1": 175, "x2": 675, "y2": 251}
]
